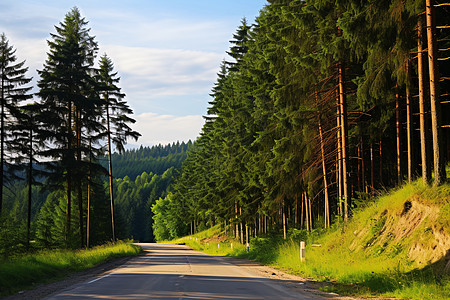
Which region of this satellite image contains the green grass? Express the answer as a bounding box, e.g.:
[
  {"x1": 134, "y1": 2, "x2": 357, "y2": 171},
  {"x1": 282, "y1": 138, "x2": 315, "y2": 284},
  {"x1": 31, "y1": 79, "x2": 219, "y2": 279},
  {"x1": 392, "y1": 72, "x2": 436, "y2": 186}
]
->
[
  {"x1": 0, "y1": 241, "x2": 142, "y2": 297},
  {"x1": 173, "y1": 181, "x2": 450, "y2": 300}
]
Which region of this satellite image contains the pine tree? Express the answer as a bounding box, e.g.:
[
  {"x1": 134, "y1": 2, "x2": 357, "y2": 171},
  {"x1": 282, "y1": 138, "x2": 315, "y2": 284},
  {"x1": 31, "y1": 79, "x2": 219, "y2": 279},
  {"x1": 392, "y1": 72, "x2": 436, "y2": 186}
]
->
[
  {"x1": 9, "y1": 102, "x2": 46, "y2": 246},
  {"x1": 426, "y1": 0, "x2": 446, "y2": 186},
  {"x1": 37, "y1": 7, "x2": 102, "y2": 247},
  {"x1": 0, "y1": 33, "x2": 33, "y2": 215},
  {"x1": 97, "y1": 54, "x2": 140, "y2": 241},
  {"x1": 226, "y1": 18, "x2": 251, "y2": 72}
]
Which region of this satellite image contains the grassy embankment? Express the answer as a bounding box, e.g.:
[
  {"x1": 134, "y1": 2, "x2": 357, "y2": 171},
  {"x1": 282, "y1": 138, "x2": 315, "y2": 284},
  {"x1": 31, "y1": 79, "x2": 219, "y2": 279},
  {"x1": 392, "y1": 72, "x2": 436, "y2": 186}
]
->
[
  {"x1": 174, "y1": 181, "x2": 450, "y2": 300},
  {"x1": 0, "y1": 241, "x2": 142, "y2": 297}
]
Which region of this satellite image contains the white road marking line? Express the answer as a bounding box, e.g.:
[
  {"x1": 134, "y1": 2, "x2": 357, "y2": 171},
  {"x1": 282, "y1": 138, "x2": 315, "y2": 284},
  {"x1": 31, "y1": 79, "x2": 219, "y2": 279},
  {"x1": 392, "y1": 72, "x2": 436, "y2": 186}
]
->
[{"x1": 87, "y1": 274, "x2": 111, "y2": 284}]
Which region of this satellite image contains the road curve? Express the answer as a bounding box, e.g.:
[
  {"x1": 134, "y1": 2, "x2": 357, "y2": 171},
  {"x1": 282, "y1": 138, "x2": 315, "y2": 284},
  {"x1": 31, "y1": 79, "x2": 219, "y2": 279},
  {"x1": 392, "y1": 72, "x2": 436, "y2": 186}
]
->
[{"x1": 45, "y1": 243, "x2": 324, "y2": 300}]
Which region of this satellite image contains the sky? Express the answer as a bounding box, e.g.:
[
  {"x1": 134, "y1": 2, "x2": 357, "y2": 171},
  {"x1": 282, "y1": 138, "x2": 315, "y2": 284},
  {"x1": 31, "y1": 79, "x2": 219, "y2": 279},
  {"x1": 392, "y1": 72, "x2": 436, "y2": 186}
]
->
[{"x1": 0, "y1": 0, "x2": 268, "y2": 147}]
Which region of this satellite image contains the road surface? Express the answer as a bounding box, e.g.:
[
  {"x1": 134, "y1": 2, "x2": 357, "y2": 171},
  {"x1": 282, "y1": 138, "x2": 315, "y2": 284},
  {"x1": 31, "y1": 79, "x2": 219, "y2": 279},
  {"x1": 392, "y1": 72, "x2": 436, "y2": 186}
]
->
[{"x1": 45, "y1": 243, "x2": 326, "y2": 299}]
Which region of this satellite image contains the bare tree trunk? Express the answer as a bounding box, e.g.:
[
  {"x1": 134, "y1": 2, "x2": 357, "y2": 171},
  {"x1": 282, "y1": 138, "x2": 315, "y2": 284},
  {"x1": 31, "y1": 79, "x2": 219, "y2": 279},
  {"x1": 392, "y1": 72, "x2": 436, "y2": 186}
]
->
[
  {"x1": 76, "y1": 108, "x2": 84, "y2": 248},
  {"x1": 235, "y1": 201, "x2": 239, "y2": 240},
  {"x1": 308, "y1": 193, "x2": 313, "y2": 230},
  {"x1": 357, "y1": 143, "x2": 361, "y2": 192},
  {"x1": 258, "y1": 206, "x2": 261, "y2": 234},
  {"x1": 319, "y1": 118, "x2": 330, "y2": 228},
  {"x1": 426, "y1": 0, "x2": 446, "y2": 186},
  {"x1": 264, "y1": 215, "x2": 267, "y2": 234},
  {"x1": 406, "y1": 58, "x2": 414, "y2": 183},
  {"x1": 106, "y1": 102, "x2": 116, "y2": 242},
  {"x1": 396, "y1": 89, "x2": 402, "y2": 185},
  {"x1": 418, "y1": 17, "x2": 431, "y2": 185},
  {"x1": 66, "y1": 100, "x2": 73, "y2": 245},
  {"x1": 0, "y1": 75, "x2": 4, "y2": 216},
  {"x1": 304, "y1": 191, "x2": 309, "y2": 231},
  {"x1": 27, "y1": 125, "x2": 33, "y2": 247},
  {"x1": 294, "y1": 198, "x2": 298, "y2": 226},
  {"x1": 246, "y1": 224, "x2": 249, "y2": 246},
  {"x1": 379, "y1": 138, "x2": 383, "y2": 186},
  {"x1": 361, "y1": 139, "x2": 366, "y2": 193},
  {"x1": 282, "y1": 199, "x2": 287, "y2": 239},
  {"x1": 336, "y1": 93, "x2": 343, "y2": 216},
  {"x1": 87, "y1": 140, "x2": 91, "y2": 249},
  {"x1": 370, "y1": 143, "x2": 374, "y2": 193},
  {"x1": 240, "y1": 207, "x2": 243, "y2": 244},
  {"x1": 338, "y1": 60, "x2": 349, "y2": 223}
]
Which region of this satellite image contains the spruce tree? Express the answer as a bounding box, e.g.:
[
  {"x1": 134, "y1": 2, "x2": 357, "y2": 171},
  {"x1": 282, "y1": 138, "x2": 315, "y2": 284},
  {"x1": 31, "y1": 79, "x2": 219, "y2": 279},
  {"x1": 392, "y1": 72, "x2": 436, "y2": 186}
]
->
[
  {"x1": 9, "y1": 102, "x2": 46, "y2": 246},
  {"x1": 37, "y1": 7, "x2": 101, "y2": 247},
  {"x1": 96, "y1": 54, "x2": 140, "y2": 241},
  {"x1": 0, "y1": 33, "x2": 33, "y2": 215}
]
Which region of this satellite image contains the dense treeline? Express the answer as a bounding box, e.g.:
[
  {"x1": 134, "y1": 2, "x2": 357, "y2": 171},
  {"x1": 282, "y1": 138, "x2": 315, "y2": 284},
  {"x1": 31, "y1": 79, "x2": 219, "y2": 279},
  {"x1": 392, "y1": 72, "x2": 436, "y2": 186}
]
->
[
  {"x1": 114, "y1": 168, "x2": 175, "y2": 242},
  {"x1": 0, "y1": 142, "x2": 184, "y2": 252},
  {"x1": 153, "y1": 0, "x2": 450, "y2": 241},
  {"x1": 0, "y1": 7, "x2": 141, "y2": 250},
  {"x1": 99, "y1": 141, "x2": 192, "y2": 180}
]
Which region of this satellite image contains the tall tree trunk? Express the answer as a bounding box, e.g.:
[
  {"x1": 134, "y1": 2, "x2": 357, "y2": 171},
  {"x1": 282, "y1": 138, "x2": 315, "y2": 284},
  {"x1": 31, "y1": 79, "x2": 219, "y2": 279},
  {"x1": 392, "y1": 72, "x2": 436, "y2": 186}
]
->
[
  {"x1": 0, "y1": 80, "x2": 3, "y2": 216},
  {"x1": 318, "y1": 118, "x2": 330, "y2": 228},
  {"x1": 106, "y1": 102, "x2": 116, "y2": 241},
  {"x1": 27, "y1": 125, "x2": 33, "y2": 247},
  {"x1": 357, "y1": 143, "x2": 361, "y2": 192},
  {"x1": 264, "y1": 215, "x2": 267, "y2": 234},
  {"x1": 396, "y1": 89, "x2": 402, "y2": 185},
  {"x1": 235, "y1": 201, "x2": 239, "y2": 240},
  {"x1": 418, "y1": 17, "x2": 431, "y2": 185},
  {"x1": 246, "y1": 224, "x2": 249, "y2": 246},
  {"x1": 282, "y1": 199, "x2": 287, "y2": 239},
  {"x1": 336, "y1": 93, "x2": 343, "y2": 216},
  {"x1": 426, "y1": 0, "x2": 446, "y2": 186},
  {"x1": 361, "y1": 139, "x2": 366, "y2": 193},
  {"x1": 304, "y1": 191, "x2": 309, "y2": 232},
  {"x1": 240, "y1": 207, "x2": 243, "y2": 244},
  {"x1": 87, "y1": 139, "x2": 92, "y2": 249},
  {"x1": 294, "y1": 198, "x2": 298, "y2": 226},
  {"x1": 76, "y1": 108, "x2": 84, "y2": 248},
  {"x1": 379, "y1": 138, "x2": 383, "y2": 186},
  {"x1": 66, "y1": 100, "x2": 73, "y2": 244},
  {"x1": 370, "y1": 143, "x2": 374, "y2": 192},
  {"x1": 301, "y1": 192, "x2": 304, "y2": 229},
  {"x1": 338, "y1": 60, "x2": 349, "y2": 223},
  {"x1": 308, "y1": 192, "x2": 313, "y2": 230},
  {"x1": 406, "y1": 58, "x2": 414, "y2": 183}
]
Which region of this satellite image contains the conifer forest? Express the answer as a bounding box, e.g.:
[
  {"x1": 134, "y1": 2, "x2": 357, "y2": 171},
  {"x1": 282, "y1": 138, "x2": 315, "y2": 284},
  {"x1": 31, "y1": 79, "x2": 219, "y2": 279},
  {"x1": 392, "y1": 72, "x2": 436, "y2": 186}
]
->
[
  {"x1": 0, "y1": 7, "x2": 192, "y2": 253},
  {"x1": 1, "y1": 0, "x2": 450, "y2": 254},
  {"x1": 152, "y1": 0, "x2": 450, "y2": 241}
]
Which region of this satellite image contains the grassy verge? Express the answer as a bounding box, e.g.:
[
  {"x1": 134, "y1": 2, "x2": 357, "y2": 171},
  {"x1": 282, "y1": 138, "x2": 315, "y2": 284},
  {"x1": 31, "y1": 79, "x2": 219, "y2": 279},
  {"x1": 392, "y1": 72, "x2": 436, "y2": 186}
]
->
[
  {"x1": 174, "y1": 182, "x2": 450, "y2": 300},
  {"x1": 0, "y1": 241, "x2": 142, "y2": 297}
]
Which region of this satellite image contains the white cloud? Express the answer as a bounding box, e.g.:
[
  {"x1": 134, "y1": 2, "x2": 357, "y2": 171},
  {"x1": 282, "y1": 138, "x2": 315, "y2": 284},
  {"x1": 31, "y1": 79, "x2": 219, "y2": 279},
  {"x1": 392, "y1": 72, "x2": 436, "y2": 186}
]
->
[
  {"x1": 129, "y1": 112, "x2": 205, "y2": 146},
  {"x1": 101, "y1": 45, "x2": 222, "y2": 114},
  {"x1": 103, "y1": 46, "x2": 222, "y2": 83}
]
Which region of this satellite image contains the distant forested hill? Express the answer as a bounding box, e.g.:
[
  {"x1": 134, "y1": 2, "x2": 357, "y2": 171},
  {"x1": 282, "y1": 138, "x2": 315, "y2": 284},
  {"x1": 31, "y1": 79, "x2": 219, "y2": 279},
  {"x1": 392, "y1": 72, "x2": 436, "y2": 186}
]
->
[
  {"x1": 1, "y1": 141, "x2": 193, "y2": 249},
  {"x1": 99, "y1": 141, "x2": 193, "y2": 180}
]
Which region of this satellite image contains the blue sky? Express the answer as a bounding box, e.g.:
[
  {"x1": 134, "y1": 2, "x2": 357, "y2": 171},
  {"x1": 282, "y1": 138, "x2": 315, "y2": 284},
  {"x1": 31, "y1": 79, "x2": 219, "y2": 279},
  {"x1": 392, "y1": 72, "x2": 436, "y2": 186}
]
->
[{"x1": 0, "y1": 0, "x2": 267, "y2": 147}]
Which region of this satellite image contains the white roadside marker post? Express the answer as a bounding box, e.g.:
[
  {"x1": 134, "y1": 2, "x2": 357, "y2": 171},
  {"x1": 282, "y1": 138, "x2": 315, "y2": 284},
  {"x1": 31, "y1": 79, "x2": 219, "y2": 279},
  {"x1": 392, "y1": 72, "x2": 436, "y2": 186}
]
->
[{"x1": 300, "y1": 241, "x2": 306, "y2": 262}]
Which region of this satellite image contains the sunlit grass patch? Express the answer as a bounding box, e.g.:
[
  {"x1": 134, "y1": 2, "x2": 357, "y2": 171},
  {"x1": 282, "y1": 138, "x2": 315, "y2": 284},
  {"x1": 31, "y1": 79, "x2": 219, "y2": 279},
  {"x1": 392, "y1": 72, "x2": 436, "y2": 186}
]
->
[
  {"x1": 175, "y1": 180, "x2": 450, "y2": 300},
  {"x1": 0, "y1": 241, "x2": 141, "y2": 297}
]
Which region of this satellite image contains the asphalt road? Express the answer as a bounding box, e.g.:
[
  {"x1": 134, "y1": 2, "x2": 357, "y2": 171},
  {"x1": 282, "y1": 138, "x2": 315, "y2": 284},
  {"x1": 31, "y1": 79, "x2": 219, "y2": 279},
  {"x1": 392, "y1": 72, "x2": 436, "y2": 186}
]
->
[{"x1": 44, "y1": 243, "x2": 324, "y2": 300}]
